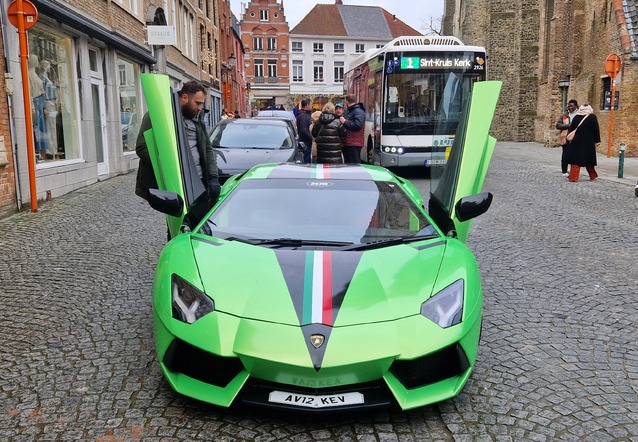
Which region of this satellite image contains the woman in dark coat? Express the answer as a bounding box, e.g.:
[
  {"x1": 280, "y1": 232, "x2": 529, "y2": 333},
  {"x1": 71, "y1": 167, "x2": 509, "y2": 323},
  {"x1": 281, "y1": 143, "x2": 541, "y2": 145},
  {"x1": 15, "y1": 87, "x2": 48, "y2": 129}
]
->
[
  {"x1": 311, "y1": 102, "x2": 346, "y2": 163},
  {"x1": 567, "y1": 103, "x2": 601, "y2": 182}
]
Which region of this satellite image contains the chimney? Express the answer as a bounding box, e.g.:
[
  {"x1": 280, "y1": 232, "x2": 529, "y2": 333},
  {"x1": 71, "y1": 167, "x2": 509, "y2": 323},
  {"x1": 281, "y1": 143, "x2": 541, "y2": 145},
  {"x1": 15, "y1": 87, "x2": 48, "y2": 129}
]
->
[{"x1": 336, "y1": 0, "x2": 343, "y2": 4}]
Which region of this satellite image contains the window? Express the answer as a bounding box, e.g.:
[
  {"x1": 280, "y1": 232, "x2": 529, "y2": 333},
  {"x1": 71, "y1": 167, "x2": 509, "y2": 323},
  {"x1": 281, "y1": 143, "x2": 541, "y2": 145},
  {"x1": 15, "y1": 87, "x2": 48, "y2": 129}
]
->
[
  {"x1": 117, "y1": 57, "x2": 143, "y2": 151},
  {"x1": 28, "y1": 25, "x2": 80, "y2": 163},
  {"x1": 260, "y1": 9, "x2": 268, "y2": 21},
  {"x1": 601, "y1": 77, "x2": 618, "y2": 110},
  {"x1": 292, "y1": 41, "x2": 303, "y2": 52},
  {"x1": 313, "y1": 42, "x2": 324, "y2": 53},
  {"x1": 314, "y1": 61, "x2": 324, "y2": 82},
  {"x1": 355, "y1": 43, "x2": 366, "y2": 53},
  {"x1": 253, "y1": 37, "x2": 263, "y2": 52},
  {"x1": 292, "y1": 60, "x2": 303, "y2": 82},
  {"x1": 376, "y1": 44, "x2": 384, "y2": 48},
  {"x1": 334, "y1": 43, "x2": 344, "y2": 53},
  {"x1": 267, "y1": 37, "x2": 277, "y2": 52},
  {"x1": 334, "y1": 61, "x2": 344, "y2": 83},
  {"x1": 268, "y1": 60, "x2": 277, "y2": 78},
  {"x1": 254, "y1": 59, "x2": 264, "y2": 79},
  {"x1": 114, "y1": 0, "x2": 141, "y2": 17}
]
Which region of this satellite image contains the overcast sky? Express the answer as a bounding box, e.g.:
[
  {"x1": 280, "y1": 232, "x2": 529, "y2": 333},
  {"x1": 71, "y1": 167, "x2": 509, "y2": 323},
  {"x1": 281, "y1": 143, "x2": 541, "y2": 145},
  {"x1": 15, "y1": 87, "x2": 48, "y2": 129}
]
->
[{"x1": 229, "y1": 0, "x2": 444, "y2": 34}]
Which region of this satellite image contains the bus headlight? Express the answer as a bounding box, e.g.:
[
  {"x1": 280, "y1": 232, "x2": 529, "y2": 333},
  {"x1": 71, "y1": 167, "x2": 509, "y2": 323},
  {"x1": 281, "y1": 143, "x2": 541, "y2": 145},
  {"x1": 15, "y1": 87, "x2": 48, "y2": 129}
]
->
[{"x1": 383, "y1": 146, "x2": 404, "y2": 154}]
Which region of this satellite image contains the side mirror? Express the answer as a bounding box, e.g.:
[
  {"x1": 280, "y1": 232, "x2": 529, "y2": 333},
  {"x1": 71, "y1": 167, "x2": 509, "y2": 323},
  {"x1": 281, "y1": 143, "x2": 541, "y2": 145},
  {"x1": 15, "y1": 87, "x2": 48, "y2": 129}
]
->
[
  {"x1": 455, "y1": 192, "x2": 492, "y2": 222},
  {"x1": 147, "y1": 188, "x2": 184, "y2": 217}
]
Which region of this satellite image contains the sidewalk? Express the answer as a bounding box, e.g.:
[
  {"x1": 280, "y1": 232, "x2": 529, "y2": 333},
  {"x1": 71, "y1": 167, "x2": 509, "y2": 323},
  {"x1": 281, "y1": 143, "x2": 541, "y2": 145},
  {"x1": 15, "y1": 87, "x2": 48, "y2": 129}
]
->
[{"x1": 495, "y1": 141, "x2": 638, "y2": 187}]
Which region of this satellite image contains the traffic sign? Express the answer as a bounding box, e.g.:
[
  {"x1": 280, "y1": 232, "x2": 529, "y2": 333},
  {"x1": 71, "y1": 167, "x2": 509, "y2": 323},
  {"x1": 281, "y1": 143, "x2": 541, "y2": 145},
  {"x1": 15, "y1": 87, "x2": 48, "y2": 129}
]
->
[
  {"x1": 605, "y1": 53, "x2": 622, "y2": 79},
  {"x1": 7, "y1": 0, "x2": 38, "y2": 30}
]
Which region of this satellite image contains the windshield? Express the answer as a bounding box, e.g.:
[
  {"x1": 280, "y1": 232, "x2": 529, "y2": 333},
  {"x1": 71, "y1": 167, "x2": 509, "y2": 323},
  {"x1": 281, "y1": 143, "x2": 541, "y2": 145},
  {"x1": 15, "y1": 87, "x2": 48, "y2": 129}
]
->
[
  {"x1": 199, "y1": 178, "x2": 436, "y2": 245},
  {"x1": 210, "y1": 122, "x2": 294, "y2": 149},
  {"x1": 383, "y1": 72, "x2": 479, "y2": 135},
  {"x1": 382, "y1": 50, "x2": 484, "y2": 136}
]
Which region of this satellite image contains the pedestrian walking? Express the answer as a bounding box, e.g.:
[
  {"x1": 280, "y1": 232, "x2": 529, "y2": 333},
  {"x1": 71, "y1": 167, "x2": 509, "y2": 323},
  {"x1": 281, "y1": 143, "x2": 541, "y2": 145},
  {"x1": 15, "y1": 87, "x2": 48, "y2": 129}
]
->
[
  {"x1": 566, "y1": 103, "x2": 600, "y2": 182},
  {"x1": 135, "y1": 80, "x2": 221, "y2": 206},
  {"x1": 311, "y1": 102, "x2": 346, "y2": 164},
  {"x1": 555, "y1": 99, "x2": 578, "y2": 176},
  {"x1": 339, "y1": 94, "x2": 365, "y2": 164},
  {"x1": 296, "y1": 98, "x2": 314, "y2": 163}
]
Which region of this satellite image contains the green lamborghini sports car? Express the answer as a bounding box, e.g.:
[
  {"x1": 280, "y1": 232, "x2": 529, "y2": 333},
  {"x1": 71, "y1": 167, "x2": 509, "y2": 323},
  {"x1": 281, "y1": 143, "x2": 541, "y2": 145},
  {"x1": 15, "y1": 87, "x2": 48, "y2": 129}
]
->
[{"x1": 141, "y1": 74, "x2": 501, "y2": 411}]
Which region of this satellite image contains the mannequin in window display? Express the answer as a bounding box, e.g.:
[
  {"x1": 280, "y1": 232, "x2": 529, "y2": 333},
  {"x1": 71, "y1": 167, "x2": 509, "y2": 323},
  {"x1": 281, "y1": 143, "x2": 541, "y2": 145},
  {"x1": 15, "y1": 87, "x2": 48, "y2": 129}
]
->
[
  {"x1": 28, "y1": 54, "x2": 48, "y2": 160},
  {"x1": 39, "y1": 59, "x2": 58, "y2": 156}
]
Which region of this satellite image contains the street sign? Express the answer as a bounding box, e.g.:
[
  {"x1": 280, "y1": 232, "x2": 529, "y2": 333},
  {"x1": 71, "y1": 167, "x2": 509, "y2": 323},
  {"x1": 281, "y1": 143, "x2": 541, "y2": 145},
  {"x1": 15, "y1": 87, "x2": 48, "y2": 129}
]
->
[
  {"x1": 7, "y1": 0, "x2": 38, "y2": 30},
  {"x1": 605, "y1": 53, "x2": 622, "y2": 79}
]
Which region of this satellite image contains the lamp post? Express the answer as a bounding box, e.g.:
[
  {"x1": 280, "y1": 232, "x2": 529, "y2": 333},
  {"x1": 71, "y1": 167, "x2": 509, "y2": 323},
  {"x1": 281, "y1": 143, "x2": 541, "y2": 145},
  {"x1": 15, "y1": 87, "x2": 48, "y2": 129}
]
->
[{"x1": 558, "y1": 77, "x2": 570, "y2": 112}]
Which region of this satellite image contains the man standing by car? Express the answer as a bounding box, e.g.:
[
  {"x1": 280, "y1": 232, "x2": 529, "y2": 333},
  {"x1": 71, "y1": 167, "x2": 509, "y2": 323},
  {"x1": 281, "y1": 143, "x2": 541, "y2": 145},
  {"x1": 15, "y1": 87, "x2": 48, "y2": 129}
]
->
[
  {"x1": 296, "y1": 98, "x2": 313, "y2": 163},
  {"x1": 135, "y1": 80, "x2": 221, "y2": 207},
  {"x1": 339, "y1": 94, "x2": 365, "y2": 163}
]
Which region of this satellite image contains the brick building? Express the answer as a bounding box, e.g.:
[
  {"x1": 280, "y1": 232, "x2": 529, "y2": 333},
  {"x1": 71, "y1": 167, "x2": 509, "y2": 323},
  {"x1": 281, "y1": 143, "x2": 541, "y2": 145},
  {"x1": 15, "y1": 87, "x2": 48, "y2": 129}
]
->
[
  {"x1": 239, "y1": 0, "x2": 290, "y2": 110},
  {"x1": 444, "y1": 0, "x2": 638, "y2": 157},
  {"x1": 0, "y1": 30, "x2": 14, "y2": 218}
]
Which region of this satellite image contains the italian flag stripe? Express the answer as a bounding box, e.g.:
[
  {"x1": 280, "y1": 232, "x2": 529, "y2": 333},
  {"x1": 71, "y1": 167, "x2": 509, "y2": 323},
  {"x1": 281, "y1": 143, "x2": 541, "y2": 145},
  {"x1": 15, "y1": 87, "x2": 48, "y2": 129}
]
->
[
  {"x1": 312, "y1": 164, "x2": 331, "y2": 180},
  {"x1": 304, "y1": 250, "x2": 334, "y2": 326},
  {"x1": 322, "y1": 251, "x2": 333, "y2": 324},
  {"x1": 302, "y1": 252, "x2": 314, "y2": 324}
]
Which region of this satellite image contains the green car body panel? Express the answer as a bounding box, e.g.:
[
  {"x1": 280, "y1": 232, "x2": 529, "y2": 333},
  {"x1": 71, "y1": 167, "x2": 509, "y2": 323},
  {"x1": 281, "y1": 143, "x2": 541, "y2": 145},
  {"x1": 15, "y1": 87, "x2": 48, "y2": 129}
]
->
[{"x1": 143, "y1": 74, "x2": 501, "y2": 410}]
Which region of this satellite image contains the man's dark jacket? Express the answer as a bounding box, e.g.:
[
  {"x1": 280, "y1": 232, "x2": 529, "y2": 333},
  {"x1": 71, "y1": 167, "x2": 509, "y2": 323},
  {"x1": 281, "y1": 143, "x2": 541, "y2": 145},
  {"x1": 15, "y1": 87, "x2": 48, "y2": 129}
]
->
[
  {"x1": 135, "y1": 112, "x2": 218, "y2": 200},
  {"x1": 296, "y1": 109, "x2": 313, "y2": 147}
]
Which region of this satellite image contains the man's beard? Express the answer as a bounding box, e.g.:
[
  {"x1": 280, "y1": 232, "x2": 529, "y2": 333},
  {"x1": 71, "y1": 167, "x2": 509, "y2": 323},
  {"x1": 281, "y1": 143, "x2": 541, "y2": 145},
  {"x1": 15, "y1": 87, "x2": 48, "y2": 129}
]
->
[{"x1": 182, "y1": 104, "x2": 197, "y2": 119}]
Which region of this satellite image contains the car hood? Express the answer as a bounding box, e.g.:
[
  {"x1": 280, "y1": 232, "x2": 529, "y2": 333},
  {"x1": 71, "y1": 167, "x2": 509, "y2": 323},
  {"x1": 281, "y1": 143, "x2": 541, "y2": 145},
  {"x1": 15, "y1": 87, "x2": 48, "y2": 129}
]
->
[
  {"x1": 192, "y1": 237, "x2": 446, "y2": 326},
  {"x1": 215, "y1": 148, "x2": 295, "y2": 173}
]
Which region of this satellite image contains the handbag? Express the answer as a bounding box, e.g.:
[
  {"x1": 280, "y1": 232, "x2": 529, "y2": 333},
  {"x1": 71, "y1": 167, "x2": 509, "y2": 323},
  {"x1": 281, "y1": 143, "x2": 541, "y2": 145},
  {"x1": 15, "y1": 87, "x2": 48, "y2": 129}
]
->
[{"x1": 565, "y1": 115, "x2": 588, "y2": 142}]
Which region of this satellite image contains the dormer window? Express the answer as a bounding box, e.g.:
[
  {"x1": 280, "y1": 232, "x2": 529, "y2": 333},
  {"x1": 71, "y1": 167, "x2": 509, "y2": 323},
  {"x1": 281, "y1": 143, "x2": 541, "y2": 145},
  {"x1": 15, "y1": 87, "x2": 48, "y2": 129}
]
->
[{"x1": 260, "y1": 9, "x2": 268, "y2": 21}]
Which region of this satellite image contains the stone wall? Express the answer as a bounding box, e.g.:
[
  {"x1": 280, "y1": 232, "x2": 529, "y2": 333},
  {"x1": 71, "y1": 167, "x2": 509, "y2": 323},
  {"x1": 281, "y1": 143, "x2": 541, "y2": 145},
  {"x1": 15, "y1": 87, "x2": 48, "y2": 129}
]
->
[{"x1": 445, "y1": 0, "x2": 638, "y2": 156}]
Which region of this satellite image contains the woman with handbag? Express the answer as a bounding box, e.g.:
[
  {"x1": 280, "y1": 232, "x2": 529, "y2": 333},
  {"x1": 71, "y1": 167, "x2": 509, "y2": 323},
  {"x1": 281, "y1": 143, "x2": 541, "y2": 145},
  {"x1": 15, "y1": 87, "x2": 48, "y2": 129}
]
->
[
  {"x1": 566, "y1": 103, "x2": 601, "y2": 182},
  {"x1": 555, "y1": 99, "x2": 578, "y2": 176}
]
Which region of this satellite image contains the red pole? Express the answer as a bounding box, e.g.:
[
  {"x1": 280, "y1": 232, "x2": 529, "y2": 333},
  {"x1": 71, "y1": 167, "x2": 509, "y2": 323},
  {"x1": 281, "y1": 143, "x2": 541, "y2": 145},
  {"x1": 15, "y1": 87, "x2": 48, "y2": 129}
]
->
[
  {"x1": 607, "y1": 79, "x2": 616, "y2": 158},
  {"x1": 13, "y1": 0, "x2": 39, "y2": 211}
]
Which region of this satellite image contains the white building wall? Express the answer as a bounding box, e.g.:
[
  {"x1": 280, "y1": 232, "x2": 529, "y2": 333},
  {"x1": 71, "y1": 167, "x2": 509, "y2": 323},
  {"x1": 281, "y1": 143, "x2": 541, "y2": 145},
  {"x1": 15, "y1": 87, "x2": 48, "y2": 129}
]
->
[{"x1": 289, "y1": 35, "x2": 388, "y2": 99}]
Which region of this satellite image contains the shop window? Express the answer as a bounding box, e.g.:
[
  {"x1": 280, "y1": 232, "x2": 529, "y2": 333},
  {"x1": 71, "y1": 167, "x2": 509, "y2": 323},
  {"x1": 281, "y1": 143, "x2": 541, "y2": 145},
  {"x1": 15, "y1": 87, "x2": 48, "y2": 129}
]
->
[
  {"x1": 117, "y1": 57, "x2": 143, "y2": 151},
  {"x1": 28, "y1": 25, "x2": 80, "y2": 163}
]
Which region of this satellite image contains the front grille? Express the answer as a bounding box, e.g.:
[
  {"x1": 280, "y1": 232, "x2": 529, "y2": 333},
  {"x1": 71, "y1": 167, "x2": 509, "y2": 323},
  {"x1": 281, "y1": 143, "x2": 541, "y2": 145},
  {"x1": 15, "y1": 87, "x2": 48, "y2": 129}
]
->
[
  {"x1": 390, "y1": 344, "x2": 470, "y2": 389},
  {"x1": 163, "y1": 339, "x2": 243, "y2": 387}
]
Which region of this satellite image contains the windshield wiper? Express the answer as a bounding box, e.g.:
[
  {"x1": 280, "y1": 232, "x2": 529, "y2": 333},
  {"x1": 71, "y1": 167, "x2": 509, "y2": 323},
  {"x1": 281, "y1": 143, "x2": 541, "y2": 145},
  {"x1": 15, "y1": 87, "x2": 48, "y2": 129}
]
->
[
  {"x1": 340, "y1": 234, "x2": 439, "y2": 251},
  {"x1": 225, "y1": 237, "x2": 354, "y2": 248}
]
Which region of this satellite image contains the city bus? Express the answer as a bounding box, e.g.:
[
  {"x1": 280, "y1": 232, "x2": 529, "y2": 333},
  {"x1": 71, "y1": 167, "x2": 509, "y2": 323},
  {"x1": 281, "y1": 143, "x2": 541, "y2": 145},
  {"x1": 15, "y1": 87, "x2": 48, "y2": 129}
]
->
[{"x1": 343, "y1": 36, "x2": 487, "y2": 168}]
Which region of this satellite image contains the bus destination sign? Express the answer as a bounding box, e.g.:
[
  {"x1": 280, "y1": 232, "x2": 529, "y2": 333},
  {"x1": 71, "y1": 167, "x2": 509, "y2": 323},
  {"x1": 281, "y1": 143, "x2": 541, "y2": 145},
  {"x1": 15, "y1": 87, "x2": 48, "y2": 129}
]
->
[{"x1": 393, "y1": 53, "x2": 485, "y2": 72}]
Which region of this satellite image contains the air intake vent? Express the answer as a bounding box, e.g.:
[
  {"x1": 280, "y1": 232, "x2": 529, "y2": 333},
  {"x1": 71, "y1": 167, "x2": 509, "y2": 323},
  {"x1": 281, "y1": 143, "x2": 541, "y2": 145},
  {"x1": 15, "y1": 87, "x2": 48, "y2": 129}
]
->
[{"x1": 392, "y1": 36, "x2": 463, "y2": 47}]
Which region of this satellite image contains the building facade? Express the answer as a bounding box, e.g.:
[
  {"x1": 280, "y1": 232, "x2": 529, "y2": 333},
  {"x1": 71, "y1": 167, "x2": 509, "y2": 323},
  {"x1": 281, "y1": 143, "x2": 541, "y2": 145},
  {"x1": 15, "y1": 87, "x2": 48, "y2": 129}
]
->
[
  {"x1": 0, "y1": 0, "x2": 239, "y2": 216},
  {"x1": 289, "y1": 1, "x2": 421, "y2": 109},
  {"x1": 443, "y1": 0, "x2": 638, "y2": 157},
  {"x1": 239, "y1": 0, "x2": 290, "y2": 110}
]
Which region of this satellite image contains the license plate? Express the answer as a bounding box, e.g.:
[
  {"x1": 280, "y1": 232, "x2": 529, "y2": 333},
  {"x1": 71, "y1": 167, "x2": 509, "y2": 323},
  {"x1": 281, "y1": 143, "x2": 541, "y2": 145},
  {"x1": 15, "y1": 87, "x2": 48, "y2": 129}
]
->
[
  {"x1": 268, "y1": 390, "x2": 364, "y2": 408},
  {"x1": 424, "y1": 159, "x2": 447, "y2": 166}
]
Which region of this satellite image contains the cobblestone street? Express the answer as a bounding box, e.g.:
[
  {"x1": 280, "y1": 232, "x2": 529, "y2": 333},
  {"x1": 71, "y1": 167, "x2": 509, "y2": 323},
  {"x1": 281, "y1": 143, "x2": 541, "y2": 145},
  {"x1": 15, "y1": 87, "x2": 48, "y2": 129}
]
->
[{"x1": 1, "y1": 143, "x2": 637, "y2": 441}]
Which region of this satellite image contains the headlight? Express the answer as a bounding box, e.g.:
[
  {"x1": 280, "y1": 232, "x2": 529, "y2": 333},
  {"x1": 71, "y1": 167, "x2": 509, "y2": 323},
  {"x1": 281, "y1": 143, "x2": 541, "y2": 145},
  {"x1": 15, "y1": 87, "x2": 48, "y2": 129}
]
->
[
  {"x1": 171, "y1": 274, "x2": 214, "y2": 324},
  {"x1": 420, "y1": 279, "x2": 464, "y2": 328},
  {"x1": 383, "y1": 146, "x2": 404, "y2": 154}
]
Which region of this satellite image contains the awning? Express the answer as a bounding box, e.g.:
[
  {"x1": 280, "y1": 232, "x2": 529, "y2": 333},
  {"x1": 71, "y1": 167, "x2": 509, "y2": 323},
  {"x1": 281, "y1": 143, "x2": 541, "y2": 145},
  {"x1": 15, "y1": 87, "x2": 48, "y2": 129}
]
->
[{"x1": 33, "y1": 0, "x2": 156, "y2": 65}]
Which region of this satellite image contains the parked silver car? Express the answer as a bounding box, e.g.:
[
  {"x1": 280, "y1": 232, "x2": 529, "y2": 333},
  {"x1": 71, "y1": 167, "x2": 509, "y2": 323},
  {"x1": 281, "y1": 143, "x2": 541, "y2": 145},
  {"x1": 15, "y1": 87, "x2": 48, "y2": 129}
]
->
[{"x1": 210, "y1": 118, "x2": 304, "y2": 182}]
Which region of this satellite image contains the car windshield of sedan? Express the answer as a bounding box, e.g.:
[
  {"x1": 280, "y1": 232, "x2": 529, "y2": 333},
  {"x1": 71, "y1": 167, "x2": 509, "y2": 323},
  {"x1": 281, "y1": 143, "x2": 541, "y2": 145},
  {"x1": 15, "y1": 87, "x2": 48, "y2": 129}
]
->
[
  {"x1": 210, "y1": 123, "x2": 294, "y2": 149},
  {"x1": 199, "y1": 178, "x2": 436, "y2": 245}
]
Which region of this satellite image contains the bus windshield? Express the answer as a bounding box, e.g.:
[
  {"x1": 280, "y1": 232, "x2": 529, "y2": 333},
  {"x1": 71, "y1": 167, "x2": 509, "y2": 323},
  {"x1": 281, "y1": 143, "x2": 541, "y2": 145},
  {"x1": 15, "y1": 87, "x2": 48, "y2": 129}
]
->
[{"x1": 383, "y1": 71, "x2": 479, "y2": 136}]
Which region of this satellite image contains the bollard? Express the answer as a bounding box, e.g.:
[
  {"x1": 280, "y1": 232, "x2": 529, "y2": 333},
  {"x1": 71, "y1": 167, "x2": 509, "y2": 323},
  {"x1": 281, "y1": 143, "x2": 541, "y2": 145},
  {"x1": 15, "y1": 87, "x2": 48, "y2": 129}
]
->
[{"x1": 618, "y1": 141, "x2": 626, "y2": 178}]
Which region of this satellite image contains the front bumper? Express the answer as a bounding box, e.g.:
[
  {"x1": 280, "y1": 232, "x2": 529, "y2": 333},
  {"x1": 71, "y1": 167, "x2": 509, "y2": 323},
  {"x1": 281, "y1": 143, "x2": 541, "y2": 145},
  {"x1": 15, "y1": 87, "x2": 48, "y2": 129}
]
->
[{"x1": 153, "y1": 302, "x2": 482, "y2": 411}]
